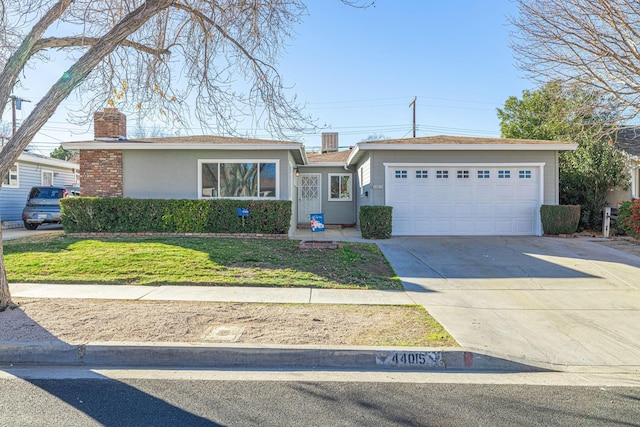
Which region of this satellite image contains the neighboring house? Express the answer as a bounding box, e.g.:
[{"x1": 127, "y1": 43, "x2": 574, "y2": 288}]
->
[
  {"x1": 0, "y1": 151, "x2": 80, "y2": 222},
  {"x1": 63, "y1": 108, "x2": 576, "y2": 236},
  {"x1": 607, "y1": 127, "x2": 640, "y2": 207}
]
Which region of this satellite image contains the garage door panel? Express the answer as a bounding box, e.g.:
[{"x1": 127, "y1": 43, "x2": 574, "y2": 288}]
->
[
  {"x1": 387, "y1": 165, "x2": 541, "y2": 236},
  {"x1": 515, "y1": 219, "x2": 535, "y2": 233},
  {"x1": 471, "y1": 220, "x2": 494, "y2": 234},
  {"x1": 453, "y1": 220, "x2": 474, "y2": 233},
  {"x1": 453, "y1": 203, "x2": 473, "y2": 218},
  {"x1": 454, "y1": 184, "x2": 474, "y2": 199},
  {"x1": 393, "y1": 219, "x2": 413, "y2": 234},
  {"x1": 513, "y1": 203, "x2": 536, "y2": 216},
  {"x1": 432, "y1": 186, "x2": 452, "y2": 200},
  {"x1": 495, "y1": 220, "x2": 516, "y2": 234}
]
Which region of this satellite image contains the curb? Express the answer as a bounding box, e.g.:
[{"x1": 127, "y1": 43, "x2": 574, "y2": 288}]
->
[{"x1": 0, "y1": 342, "x2": 549, "y2": 372}]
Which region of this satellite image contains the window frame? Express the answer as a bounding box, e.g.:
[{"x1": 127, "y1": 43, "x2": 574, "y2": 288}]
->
[
  {"x1": 197, "y1": 159, "x2": 279, "y2": 200},
  {"x1": 395, "y1": 170, "x2": 407, "y2": 179},
  {"x1": 2, "y1": 164, "x2": 19, "y2": 188},
  {"x1": 519, "y1": 170, "x2": 532, "y2": 179},
  {"x1": 328, "y1": 173, "x2": 353, "y2": 202},
  {"x1": 42, "y1": 169, "x2": 54, "y2": 186}
]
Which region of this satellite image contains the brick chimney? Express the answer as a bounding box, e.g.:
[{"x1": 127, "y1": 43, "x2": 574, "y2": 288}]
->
[
  {"x1": 94, "y1": 108, "x2": 127, "y2": 140},
  {"x1": 321, "y1": 132, "x2": 338, "y2": 153},
  {"x1": 80, "y1": 108, "x2": 126, "y2": 197}
]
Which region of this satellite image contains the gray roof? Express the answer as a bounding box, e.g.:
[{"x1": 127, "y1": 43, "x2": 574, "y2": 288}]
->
[
  {"x1": 307, "y1": 149, "x2": 352, "y2": 163},
  {"x1": 615, "y1": 128, "x2": 640, "y2": 158}
]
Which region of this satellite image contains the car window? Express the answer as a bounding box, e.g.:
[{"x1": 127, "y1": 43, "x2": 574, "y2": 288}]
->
[{"x1": 29, "y1": 187, "x2": 66, "y2": 199}]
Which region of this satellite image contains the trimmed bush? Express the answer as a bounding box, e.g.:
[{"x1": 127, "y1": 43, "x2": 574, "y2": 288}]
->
[
  {"x1": 61, "y1": 197, "x2": 292, "y2": 234},
  {"x1": 540, "y1": 204, "x2": 581, "y2": 235},
  {"x1": 359, "y1": 205, "x2": 393, "y2": 239}
]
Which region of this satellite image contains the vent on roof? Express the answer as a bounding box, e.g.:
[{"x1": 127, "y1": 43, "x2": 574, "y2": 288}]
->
[{"x1": 321, "y1": 132, "x2": 339, "y2": 153}]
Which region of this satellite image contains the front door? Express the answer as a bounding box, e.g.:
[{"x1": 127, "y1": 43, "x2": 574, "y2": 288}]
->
[{"x1": 298, "y1": 173, "x2": 322, "y2": 223}]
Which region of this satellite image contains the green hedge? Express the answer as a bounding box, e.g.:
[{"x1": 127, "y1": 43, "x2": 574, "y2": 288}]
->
[
  {"x1": 60, "y1": 198, "x2": 292, "y2": 234},
  {"x1": 359, "y1": 205, "x2": 393, "y2": 239},
  {"x1": 540, "y1": 204, "x2": 581, "y2": 235}
]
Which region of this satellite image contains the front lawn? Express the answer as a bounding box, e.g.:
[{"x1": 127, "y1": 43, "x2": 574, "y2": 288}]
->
[{"x1": 4, "y1": 235, "x2": 401, "y2": 290}]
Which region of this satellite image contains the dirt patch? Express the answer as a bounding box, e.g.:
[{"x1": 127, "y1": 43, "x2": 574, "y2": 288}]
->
[{"x1": 1, "y1": 298, "x2": 458, "y2": 347}]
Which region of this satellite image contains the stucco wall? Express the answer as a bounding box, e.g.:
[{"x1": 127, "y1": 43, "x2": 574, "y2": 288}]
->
[
  {"x1": 295, "y1": 165, "x2": 357, "y2": 225},
  {"x1": 122, "y1": 149, "x2": 294, "y2": 200},
  {"x1": 354, "y1": 150, "x2": 561, "y2": 208}
]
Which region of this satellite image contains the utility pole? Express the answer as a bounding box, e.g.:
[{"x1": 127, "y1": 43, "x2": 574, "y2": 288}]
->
[
  {"x1": 408, "y1": 96, "x2": 416, "y2": 137},
  {"x1": 10, "y1": 95, "x2": 30, "y2": 136}
]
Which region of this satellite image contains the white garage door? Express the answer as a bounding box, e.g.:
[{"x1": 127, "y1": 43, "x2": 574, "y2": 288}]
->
[{"x1": 386, "y1": 165, "x2": 541, "y2": 236}]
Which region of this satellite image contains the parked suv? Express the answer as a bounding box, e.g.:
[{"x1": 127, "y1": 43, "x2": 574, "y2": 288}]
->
[{"x1": 21, "y1": 186, "x2": 79, "y2": 230}]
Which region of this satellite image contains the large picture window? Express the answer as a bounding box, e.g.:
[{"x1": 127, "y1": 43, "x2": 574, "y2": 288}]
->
[
  {"x1": 328, "y1": 173, "x2": 352, "y2": 201},
  {"x1": 2, "y1": 164, "x2": 18, "y2": 188},
  {"x1": 199, "y1": 160, "x2": 277, "y2": 198}
]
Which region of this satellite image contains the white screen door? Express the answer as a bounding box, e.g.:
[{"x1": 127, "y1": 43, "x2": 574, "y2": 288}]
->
[{"x1": 297, "y1": 173, "x2": 321, "y2": 223}]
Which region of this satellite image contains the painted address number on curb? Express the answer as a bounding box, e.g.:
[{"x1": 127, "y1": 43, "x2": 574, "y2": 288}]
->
[{"x1": 375, "y1": 351, "x2": 444, "y2": 368}]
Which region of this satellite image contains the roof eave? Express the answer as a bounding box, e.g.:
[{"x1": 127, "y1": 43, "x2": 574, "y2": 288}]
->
[
  {"x1": 18, "y1": 152, "x2": 79, "y2": 169},
  {"x1": 355, "y1": 143, "x2": 578, "y2": 151},
  {"x1": 62, "y1": 142, "x2": 304, "y2": 150}
]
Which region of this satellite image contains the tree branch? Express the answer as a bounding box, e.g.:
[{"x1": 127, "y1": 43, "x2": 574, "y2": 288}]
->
[
  {"x1": 0, "y1": 0, "x2": 73, "y2": 120},
  {"x1": 33, "y1": 36, "x2": 172, "y2": 57}
]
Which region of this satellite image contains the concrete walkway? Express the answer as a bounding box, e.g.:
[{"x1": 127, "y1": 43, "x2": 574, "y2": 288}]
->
[{"x1": 9, "y1": 283, "x2": 413, "y2": 306}]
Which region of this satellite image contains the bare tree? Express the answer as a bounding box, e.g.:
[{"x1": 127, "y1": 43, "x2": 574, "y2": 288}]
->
[
  {"x1": 0, "y1": 0, "x2": 369, "y2": 310},
  {"x1": 511, "y1": 0, "x2": 640, "y2": 122}
]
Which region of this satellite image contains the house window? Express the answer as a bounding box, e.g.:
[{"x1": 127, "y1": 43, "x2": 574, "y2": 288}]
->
[
  {"x1": 519, "y1": 170, "x2": 532, "y2": 179},
  {"x1": 436, "y1": 170, "x2": 449, "y2": 179},
  {"x1": 329, "y1": 174, "x2": 352, "y2": 201},
  {"x1": 2, "y1": 164, "x2": 18, "y2": 188},
  {"x1": 395, "y1": 170, "x2": 407, "y2": 179},
  {"x1": 498, "y1": 170, "x2": 511, "y2": 179},
  {"x1": 416, "y1": 170, "x2": 428, "y2": 179},
  {"x1": 457, "y1": 170, "x2": 469, "y2": 179},
  {"x1": 199, "y1": 161, "x2": 277, "y2": 198},
  {"x1": 477, "y1": 170, "x2": 490, "y2": 179}
]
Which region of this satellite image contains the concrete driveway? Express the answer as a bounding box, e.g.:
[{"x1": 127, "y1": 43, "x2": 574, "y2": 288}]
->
[
  {"x1": 377, "y1": 236, "x2": 640, "y2": 372},
  {"x1": 2, "y1": 224, "x2": 64, "y2": 241}
]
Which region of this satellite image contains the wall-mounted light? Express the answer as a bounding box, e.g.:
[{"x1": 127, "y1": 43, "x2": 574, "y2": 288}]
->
[{"x1": 294, "y1": 168, "x2": 300, "y2": 177}]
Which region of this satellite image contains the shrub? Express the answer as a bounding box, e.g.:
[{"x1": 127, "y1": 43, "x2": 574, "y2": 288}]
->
[
  {"x1": 615, "y1": 201, "x2": 633, "y2": 236},
  {"x1": 540, "y1": 204, "x2": 581, "y2": 235},
  {"x1": 359, "y1": 206, "x2": 393, "y2": 239},
  {"x1": 617, "y1": 199, "x2": 640, "y2": 239},
  {"x1": 61, "y1": 198, "x2": 292, "y2": 234}
]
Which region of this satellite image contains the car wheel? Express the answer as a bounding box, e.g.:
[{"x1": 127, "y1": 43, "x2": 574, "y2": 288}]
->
[{"x1": 24, "y1": 221, "x2": 39, "y2": 230}]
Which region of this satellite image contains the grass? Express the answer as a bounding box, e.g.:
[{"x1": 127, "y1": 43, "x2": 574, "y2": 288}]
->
[{"x1": 4, "y1": 235, "x2": 402, "y2": 290}]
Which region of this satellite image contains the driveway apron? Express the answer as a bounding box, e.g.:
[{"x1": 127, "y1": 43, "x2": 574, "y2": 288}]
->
[{"x1": 377, "y1": 236, "x2": 640, "y2": 370}]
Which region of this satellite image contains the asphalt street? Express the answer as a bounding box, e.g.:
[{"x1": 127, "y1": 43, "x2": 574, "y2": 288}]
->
[{"x1": 1, "y1": 368, "x2": 639, "y2": 426}]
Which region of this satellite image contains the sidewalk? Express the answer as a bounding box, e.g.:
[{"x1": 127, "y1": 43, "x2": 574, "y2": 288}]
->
[
  {"x1": 9, "y1": 283, "x2": 413, "y2": 306},
  {"x1": 4, "y1": 282, "x2": 544, "y2": 373}
]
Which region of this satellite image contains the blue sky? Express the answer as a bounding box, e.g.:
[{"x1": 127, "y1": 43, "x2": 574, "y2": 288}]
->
[{"x1": 5, "y1": 1, "x2": 531, "y2": 155}]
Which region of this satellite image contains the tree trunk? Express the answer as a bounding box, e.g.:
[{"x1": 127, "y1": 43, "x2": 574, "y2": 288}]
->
[
  {"x1": 0, "y1": 227, "x2": 15, "y2": 311},
  {"x1": 0, "y1": 0, "x2": 174, "y2": 311}
]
